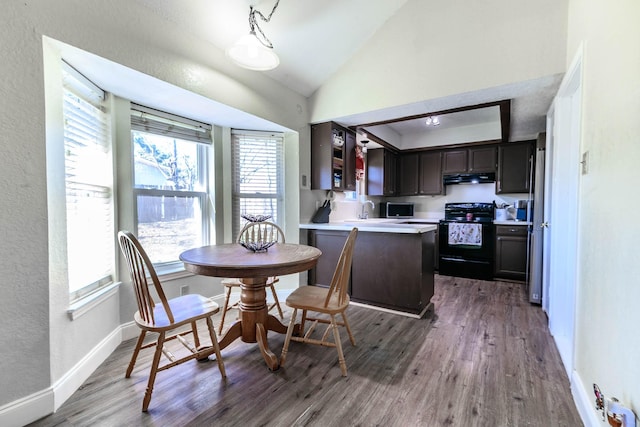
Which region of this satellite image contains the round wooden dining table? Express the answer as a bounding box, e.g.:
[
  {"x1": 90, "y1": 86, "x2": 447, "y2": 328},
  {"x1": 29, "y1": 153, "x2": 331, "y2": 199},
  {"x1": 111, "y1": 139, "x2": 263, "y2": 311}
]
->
[{"x1": 179, "y1": 243, "x2": 322, "y2": 371}]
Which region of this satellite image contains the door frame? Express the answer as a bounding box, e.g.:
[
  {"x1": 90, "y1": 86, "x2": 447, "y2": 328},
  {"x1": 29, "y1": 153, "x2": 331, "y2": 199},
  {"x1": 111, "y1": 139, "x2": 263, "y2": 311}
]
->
[{"x1": 544, "y1": 45, "x2": 584, "y2": 377}]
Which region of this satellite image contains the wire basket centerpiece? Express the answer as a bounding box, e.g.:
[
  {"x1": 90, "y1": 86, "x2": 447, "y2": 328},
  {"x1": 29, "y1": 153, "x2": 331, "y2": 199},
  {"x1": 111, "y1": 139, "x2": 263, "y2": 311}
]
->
[
  {"x1": 241, "y1": 213, "x2": 272, "y2": 223},
  {"x1": 238, "y1": 215, "x2": 279, "y2": 252}
]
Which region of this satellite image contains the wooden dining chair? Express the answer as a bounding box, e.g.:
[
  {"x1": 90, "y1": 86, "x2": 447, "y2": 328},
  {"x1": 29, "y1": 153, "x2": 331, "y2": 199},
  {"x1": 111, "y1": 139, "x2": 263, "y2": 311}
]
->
[
  {"x1": 117, "y1": 231, "x2": 226, "y2": 412},
  {"x1": 218, "y1": 221, "x2": 285, "y2": 334},
  {"x1": 280, "y1": 227, "x2": 358, "y2": 377}
]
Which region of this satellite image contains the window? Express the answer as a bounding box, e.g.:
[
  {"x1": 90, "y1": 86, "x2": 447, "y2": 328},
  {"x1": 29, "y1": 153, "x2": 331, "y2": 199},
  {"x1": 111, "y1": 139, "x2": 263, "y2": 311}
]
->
[
  {"x1": 62, "y1": 62, "x2": 115, "y2": 301},
  {"x1": 231, "y1": 130, "x2": 284, "y2": 238},
  {"x1": 131, "y1": 104, "x2": 212, "y2": 267}
]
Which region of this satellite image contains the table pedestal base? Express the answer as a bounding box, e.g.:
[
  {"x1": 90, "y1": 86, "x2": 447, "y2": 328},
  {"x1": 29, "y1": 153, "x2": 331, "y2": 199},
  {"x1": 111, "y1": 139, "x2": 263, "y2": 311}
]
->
[{"x1": 216, "y1": 277, "x2": 298, "y2": 371}]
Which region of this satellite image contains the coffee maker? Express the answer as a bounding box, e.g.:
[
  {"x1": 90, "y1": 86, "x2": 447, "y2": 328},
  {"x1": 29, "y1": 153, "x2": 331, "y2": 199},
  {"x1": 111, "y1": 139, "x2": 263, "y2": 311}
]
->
[{"x1": 515, "y1": 199, "x2": 532, "y2": 221}]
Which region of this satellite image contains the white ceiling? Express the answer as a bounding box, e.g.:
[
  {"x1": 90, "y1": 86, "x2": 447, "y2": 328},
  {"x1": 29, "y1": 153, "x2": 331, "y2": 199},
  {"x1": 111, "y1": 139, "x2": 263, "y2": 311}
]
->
[
  {"x1": 73, "y1": 0, "x2": 562, "y2": 144},
  {"x1": 135, "y1": 0, "x2": 411, "y2": 97}
]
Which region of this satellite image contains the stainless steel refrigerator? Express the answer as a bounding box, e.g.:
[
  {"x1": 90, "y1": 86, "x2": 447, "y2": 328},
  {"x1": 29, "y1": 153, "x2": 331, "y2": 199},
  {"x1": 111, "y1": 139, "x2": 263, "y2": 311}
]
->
[{"x1": 527, "y1": 133, "x2": 546, "y2": 304}]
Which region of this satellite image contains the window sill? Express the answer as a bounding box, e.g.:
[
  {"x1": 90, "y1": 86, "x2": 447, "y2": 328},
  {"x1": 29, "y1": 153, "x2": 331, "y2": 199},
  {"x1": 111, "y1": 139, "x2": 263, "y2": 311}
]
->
[
  {"x1": 67, "y1": 281, "x2": 121, "y2": 320},
  {"x1": 155, "y1": 262, "x2": 193, "y2": 281}
]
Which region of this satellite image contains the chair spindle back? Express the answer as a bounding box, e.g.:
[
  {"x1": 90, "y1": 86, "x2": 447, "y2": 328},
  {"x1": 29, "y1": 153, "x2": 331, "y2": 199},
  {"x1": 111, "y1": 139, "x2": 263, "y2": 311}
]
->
[
  {"x1": 118, "y1": 231, "x2": 174, "y2": 325},
  {"x1": 324, "y1": 228, "x2": 358, "y2": 308}
]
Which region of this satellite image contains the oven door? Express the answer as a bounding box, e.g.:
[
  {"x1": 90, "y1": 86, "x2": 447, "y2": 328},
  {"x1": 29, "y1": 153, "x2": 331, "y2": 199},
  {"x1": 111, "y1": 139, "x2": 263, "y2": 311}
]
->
[{"x1": 438, "y1": 221, "x2": 495, "y2": 280}]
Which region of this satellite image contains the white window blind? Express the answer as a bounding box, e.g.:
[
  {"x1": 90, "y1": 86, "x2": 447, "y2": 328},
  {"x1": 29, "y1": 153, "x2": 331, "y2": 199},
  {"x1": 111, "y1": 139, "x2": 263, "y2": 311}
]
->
[
  {"x1": 131, "y1": 105, "x2": 210, "y2": 267},
  {"x1": 62, "y1": 62, "x2": 115, "y2": 301},
  {"x1": 131, "y1": 103, "x2": 212, "y2": 144},
  {"x1": 232, "y1": 130, "x2": 284, "y2": 238}
]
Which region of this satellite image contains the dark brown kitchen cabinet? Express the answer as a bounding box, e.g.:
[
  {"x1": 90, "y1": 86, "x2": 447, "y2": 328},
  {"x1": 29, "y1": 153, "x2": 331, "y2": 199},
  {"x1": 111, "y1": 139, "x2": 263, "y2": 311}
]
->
[
  {"x1": 308, "y1": 229, "x2": 352, "y2": 290},
  {"x1": 442, "y1": 149, "x2": 468, "y2": 173},
  {"x1": 443, "y1": 146, "x2": 496, "y2": 174},
  {"x1": 311, "y1": 122, "x2": 356, "y2": 191},
  {"x1": 496, "y1": 141, "x2": 534, "y2": 194},
  {"x1": 419, "y1": 150, "x2": 444, "y2": 195},
  {"x1": 307, "y1": 229, "x2": 435, "y2": 316},
  {"x1": 494, "y1": 225, "x2": 528, "y2": 281},
  {"x1": 468, "y1": 146, "x2": 497, "y2": 172},
  {"x1": 367, "y1": 148, "x2": 397, "y2": 196},
  {"x1": 397, "y1": 153, "x2": 419, "y2": 195},
  {"x1": 433, "y1": 225, "x2": 439, "y2": 271}
]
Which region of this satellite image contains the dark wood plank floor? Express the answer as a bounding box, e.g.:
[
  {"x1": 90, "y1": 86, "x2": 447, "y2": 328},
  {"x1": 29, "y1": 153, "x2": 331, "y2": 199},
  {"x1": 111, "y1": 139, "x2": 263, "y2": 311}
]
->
[{"x1": 29, "y1": 275, "x2": 583, "y2": 426}]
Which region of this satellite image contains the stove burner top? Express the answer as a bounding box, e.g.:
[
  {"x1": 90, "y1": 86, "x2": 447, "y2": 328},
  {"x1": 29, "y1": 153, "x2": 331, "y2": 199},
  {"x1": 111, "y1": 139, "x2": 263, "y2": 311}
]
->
[{"x1": 443, "y1": 202, "x2": 495, "y2": 223}]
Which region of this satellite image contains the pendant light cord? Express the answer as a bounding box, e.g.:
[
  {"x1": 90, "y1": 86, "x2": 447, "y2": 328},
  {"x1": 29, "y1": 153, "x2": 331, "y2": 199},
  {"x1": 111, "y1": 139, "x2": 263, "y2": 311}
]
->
[{"x1": 249, "y1": 0, "x2": 280, "y2": 49}]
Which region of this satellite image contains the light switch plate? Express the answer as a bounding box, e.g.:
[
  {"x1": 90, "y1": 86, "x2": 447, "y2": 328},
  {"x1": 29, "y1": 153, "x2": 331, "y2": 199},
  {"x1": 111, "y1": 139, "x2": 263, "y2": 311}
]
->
[{"x1": 581, "y1": 151, "x2": 589, "y2": 175}]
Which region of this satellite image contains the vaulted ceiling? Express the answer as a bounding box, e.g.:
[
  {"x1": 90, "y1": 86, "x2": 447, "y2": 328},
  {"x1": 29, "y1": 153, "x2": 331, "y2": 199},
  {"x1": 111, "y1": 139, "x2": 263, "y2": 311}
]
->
[{"x1": 131, "y1": 1, "x2": 562, "y2": 142}]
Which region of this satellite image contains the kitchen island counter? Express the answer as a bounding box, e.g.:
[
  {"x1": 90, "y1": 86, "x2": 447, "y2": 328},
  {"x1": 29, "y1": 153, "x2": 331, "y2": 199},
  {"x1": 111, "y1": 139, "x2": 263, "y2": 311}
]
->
[
  {"x1": 300, "y1": 220, "x2": 437, "y2": 234},
  {"x1": 303, "y1": 224, "x2": 435, "y2": 318}
]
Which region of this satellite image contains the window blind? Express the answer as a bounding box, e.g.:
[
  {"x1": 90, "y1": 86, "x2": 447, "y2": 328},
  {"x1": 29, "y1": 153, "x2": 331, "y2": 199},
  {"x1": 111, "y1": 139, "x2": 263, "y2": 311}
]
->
[
  {"x1": 62, "y1": 63, "x2": 114, "y2": 300},
  {"x1": 131, "y1": 103, "x2": 212, "y2": 144},
  {"x1": 231, "y1": 130, "x2": 284, "y2": 238}
]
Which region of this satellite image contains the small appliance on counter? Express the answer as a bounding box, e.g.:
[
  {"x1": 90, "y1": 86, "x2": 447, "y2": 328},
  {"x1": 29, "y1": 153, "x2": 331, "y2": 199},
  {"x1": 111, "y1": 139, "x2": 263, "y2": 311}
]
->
[
  {"x1": 515, "y1": 199, "x2": 532, "y2": 221},
  {"x1": 379, "y1": 202, "x2": 414, "y2": 218}
]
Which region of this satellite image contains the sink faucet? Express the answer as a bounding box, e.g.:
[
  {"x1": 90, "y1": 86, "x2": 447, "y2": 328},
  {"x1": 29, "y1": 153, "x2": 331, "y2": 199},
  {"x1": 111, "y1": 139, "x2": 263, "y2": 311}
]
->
[{"x1": 358, "y1": 200, "x2": 375, "y2": 219}]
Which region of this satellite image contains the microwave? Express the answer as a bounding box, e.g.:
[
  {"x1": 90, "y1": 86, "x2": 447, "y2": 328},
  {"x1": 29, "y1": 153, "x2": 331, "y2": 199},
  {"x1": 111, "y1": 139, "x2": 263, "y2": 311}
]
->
[{"x1": 379, "y1": 202, "x2": 415, "y2": 218}]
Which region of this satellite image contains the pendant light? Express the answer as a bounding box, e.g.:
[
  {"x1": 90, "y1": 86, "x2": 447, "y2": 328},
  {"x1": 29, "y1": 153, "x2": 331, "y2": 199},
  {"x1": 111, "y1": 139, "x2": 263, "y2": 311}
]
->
[{"x1": 226, "y1": 1, "x2": 281, "y2": 71}]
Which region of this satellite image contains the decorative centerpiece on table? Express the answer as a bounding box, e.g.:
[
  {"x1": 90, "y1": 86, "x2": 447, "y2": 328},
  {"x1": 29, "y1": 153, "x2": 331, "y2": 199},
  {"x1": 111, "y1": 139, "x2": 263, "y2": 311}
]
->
[{"x1": 239, "y1": 214, "x2": 276, "y2": 252}]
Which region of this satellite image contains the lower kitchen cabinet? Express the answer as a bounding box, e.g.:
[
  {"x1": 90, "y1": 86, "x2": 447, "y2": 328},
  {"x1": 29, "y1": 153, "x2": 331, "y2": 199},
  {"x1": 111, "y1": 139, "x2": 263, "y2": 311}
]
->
[
  {"x1": 494, "y1": 225, "x2": 528, "y2": 281},
  {"x1": 433, "y1": 225, "x2": 439, "y2": 271},
  {"x1": 307, "y1": 230, "x2": 351, "y2": 290},
  {"x1": 308, "y1": 229, "x2": 435, "y2": 315}
]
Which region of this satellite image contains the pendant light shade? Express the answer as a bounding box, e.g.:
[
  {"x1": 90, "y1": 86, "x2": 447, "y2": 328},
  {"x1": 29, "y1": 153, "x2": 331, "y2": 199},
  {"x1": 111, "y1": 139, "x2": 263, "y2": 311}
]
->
[
  {"x1": 226, "y1": 1, "x2": 281, "y2": 71},
  {"x1": 226, "y1": 32, "x2": 280, "y2": 71}
]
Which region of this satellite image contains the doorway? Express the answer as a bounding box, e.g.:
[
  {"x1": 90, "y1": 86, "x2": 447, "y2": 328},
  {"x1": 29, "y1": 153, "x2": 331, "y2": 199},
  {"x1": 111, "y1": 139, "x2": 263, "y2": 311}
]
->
[{"x1": 544, "y1": 47, "x2": 583, "y2": 377}]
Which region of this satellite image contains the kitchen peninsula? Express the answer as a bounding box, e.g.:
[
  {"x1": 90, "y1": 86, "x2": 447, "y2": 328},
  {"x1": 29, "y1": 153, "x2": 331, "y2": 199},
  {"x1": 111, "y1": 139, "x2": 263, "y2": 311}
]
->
[{"x1": 300, "y1": 220, "x2": 436, "y2": 318}]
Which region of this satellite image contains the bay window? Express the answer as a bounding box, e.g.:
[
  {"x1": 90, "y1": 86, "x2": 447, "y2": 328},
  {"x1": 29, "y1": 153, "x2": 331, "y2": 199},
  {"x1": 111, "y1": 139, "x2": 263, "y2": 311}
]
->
[
  {"x1": 130, "y1": 104, "x2": 212, "y2": 268},
  {"x1": 62, "y1": 62, "x2": 115, "y2": 301},
  {"x1": 231, "y1": 130, "x2": 284, "y2": 238}
]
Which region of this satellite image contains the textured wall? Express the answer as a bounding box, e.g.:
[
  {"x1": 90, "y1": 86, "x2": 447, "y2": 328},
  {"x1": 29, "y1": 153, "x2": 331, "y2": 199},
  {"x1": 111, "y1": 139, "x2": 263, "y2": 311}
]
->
[
  {"x1": 1, "y1": 0, "x2": 308, "y2": 411},
  {"x1": 0, "y1": 2, "x2": 52, "y2": 404},
  {"x1": 566, "y1": 0, "x2": 640, "y2": 418}
]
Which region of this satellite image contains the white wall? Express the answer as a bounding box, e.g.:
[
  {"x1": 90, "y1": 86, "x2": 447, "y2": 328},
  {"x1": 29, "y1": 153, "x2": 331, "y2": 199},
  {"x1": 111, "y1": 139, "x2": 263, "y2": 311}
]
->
[
  {"x1": 0, "y1": 0, "x2": 308, "y2": 422},
  {"x1": 309, "y1": 0, "x2": 568, "y2": 122},
  {"x1": 566, "y1": 0, "x2": 640, "y2": 423}
]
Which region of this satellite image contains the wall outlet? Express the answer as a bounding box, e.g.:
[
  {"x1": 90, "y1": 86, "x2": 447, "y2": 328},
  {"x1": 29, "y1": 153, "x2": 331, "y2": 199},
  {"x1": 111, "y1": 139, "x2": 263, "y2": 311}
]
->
[{"x1": 180, "y1": 285, "x2": 189, "y2": 296}]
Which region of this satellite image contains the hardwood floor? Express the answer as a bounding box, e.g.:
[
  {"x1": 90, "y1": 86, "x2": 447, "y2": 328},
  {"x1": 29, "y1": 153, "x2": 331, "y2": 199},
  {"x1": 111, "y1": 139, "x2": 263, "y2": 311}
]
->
[{"x1": 29, "y1": 276, "x2": 583, "y2": 426}]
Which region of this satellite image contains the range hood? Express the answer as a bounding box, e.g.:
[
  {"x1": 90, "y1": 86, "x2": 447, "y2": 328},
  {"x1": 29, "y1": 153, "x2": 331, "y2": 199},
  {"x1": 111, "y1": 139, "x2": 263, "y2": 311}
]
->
[{"x1": 443, "y1": 172, "x2": 496, "y2": 185}]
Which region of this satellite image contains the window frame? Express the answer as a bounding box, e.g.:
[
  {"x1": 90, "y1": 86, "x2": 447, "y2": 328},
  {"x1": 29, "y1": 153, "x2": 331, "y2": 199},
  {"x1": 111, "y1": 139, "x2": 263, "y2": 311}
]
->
[
  {"x1": 62, "y1": 61, "x2": 116, "y2": 303},
  {"x1": 231, "y1": 130, "x2": 285, "y2": 239},
  {"x1": 130, "y1": 105, "x2": 212, "y2": 272}
]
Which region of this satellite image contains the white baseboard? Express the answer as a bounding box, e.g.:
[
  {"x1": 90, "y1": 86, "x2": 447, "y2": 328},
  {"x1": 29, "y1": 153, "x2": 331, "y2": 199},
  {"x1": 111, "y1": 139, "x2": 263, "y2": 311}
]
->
[
  {"x1": 572, "y1": 370, "x2": 603, "y2": 427},
  {"x1": 0, "y1": 324, "x2": 123, "y2": 426},
  {"x1": 0, "y1": 388, "x2": 54, "y2": 427},
  {"x1": 0, "y1": 292, "x2": 236, "y2": 426}
]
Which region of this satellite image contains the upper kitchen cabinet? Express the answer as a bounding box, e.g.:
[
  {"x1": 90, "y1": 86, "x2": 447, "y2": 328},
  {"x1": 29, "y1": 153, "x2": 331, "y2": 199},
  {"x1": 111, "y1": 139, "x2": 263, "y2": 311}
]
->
[
  {"x1": 443, "y1": 146, "x2": 497, "y2": 174},
  {"x1": 397, "y1": 151, "x2": 443, "y2": 196},
  {"x1": 397, "y1": 153, "x2": 419, "y2": 196},
  {"x1": 496, "y1": 140, "x2": 534, "y2": 194},
  {"x1": 468, "y1": 146, "x2": 497, "y2": 172},
  {"x1": 311, "y1": 122, "x2": 356, "y2": 191},
  {"x1": 419, "y1": 150, "x2": 444, "y2": 195},
  {"x1": 367, "y1": 148, "x2": 397, "y2": 196},
  {"x1": 442, "y1": 149, "x2": 467, "y2": 174}
]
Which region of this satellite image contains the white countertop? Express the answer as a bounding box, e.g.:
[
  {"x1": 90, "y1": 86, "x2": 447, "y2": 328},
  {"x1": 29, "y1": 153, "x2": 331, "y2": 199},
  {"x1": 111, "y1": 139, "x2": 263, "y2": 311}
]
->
[
  {"x1": 300, "y1": 218, "x2": 438, "y2": 234},
  {"x1": 493, "y1": 220, "x2": 531, "y2": 226}
]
